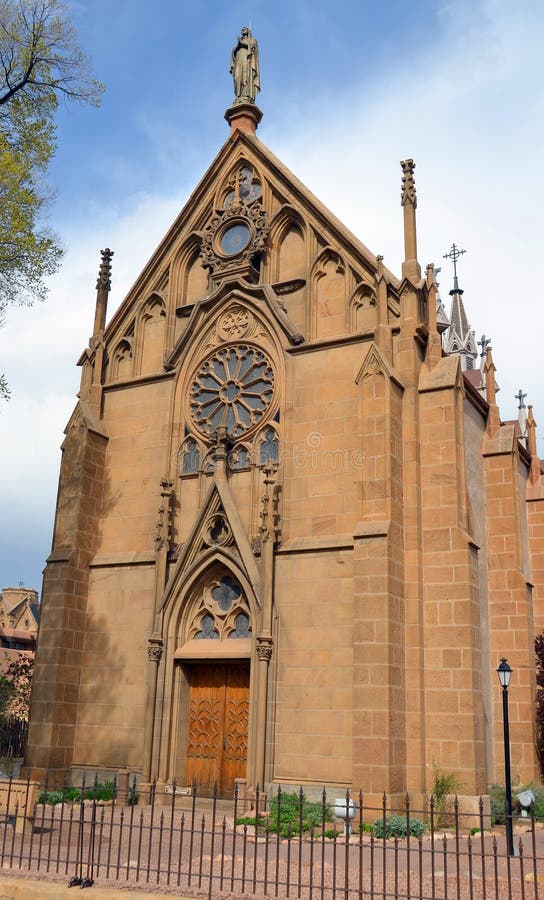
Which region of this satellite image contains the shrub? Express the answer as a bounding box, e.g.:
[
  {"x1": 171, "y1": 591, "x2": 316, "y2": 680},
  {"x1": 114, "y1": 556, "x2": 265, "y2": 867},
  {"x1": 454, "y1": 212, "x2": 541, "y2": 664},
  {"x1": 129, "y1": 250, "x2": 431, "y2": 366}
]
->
[
  {"x1": 489, "y1": 782, "x2": 544, "y2": 825},
  {"x1": 489, "y1": 784, "x2": 507, "y2": 825},
  {"x1": 235, "y1": 815, "x2": 267, "y2": 828},
  {"x1": 268, "y1": 790, "x2": 333, "y2": 837},
  {"x1": 514, "y1": 782, "x2": 544, "y2": 820},
  {"x1": 38, "y1": 789, "x2": 65, "y2": 805},
  {"x1": 39, "y1": 780, "x2": 117, "y2": 805},
  {"x1": 373, "y1": 814, "x2": 426, "y2": 840}
]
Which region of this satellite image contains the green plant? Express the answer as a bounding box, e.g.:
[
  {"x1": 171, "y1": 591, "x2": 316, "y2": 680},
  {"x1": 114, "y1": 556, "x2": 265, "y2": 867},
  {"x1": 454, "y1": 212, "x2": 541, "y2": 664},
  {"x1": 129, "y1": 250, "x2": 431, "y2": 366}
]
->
[
  {"x1": 514, "y1": 782, "x2": 544, "y2": 820},
  {"x1": 268, "y1": 791, "x2": 333, "y2": 838},
  {"x1": 431, "y1": 764, "x2": 462, "y2": 827},
  {"x1": 359, "y1": 822, "x2": 373, "y2": 833},
  {"x1": 39, "y1": 780, "x2": 117, "y2": 805},
  {"x1": 432, "y1": 764, "x2": 462, "y2": 808},
  {"x1": 323, "y1": 828, "x2": 340, "y2": 839},
  {"x1": 84, "y1": 780, "x2": 116, "y2": 801},
  {"x1": 235, "y1": 815, "x2": 267, "y2": 828},
  {"x1": 373, "y1": 814, "x2": 426, "y2": 840},
  {"x1": 489, "y1": 784, "x2": 507, "y2": 825},
  {"x1": 38, "y1": 789, "x2": 64, "y2": 805}
]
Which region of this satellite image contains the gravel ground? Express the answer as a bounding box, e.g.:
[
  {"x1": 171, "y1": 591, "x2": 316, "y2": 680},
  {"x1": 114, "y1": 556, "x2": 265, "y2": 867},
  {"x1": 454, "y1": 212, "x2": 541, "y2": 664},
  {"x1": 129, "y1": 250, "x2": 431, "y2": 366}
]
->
[{"x1": 1, "y1": 803, "x2": 542, "y2": 899}]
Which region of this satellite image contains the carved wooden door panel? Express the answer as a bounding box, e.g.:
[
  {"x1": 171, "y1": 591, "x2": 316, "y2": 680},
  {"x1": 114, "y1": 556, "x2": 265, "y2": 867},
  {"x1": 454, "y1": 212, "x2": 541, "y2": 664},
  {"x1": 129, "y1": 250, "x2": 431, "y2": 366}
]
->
[
  {"x1": 222, "y1": 665, "x2": 250, "y2": 791},
  {"x1": 185, "y1": 664, "x2": 249, "y2": 796}
]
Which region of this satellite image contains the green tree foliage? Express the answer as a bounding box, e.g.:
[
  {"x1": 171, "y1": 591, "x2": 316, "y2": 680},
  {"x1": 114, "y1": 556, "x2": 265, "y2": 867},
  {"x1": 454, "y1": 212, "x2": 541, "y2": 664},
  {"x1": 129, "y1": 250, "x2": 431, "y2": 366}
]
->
[
  {"x1": 0, "y1": 0, "x2": 103, "y2": 393},
  {"x1": 2, "y1": 651, "x2": 33, "y2": 720}
]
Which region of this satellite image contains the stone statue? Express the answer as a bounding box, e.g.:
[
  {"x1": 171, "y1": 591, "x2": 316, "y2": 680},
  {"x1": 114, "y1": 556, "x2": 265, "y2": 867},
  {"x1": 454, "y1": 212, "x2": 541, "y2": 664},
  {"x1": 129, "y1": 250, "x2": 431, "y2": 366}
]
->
[{"x1": 230, "y1": 27, "x2": 260, "y2": 103}]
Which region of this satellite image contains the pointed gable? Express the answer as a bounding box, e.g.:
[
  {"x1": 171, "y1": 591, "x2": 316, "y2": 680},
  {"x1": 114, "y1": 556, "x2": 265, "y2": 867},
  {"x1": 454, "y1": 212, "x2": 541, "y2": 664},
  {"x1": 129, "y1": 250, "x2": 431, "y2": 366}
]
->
[{"x1": 93, "y1": 128, "x2": 402, "y2": 391}]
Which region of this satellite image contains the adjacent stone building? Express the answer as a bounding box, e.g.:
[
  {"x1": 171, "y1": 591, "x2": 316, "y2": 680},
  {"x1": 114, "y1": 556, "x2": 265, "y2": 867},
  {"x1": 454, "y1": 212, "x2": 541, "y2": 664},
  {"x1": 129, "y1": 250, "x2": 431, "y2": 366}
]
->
[
  {"x1": 25, "y1": 70, "x2": 544, "y2": 808},
  {"x1": 0, "y1": 587, "x2": 39, "y2": 669}
]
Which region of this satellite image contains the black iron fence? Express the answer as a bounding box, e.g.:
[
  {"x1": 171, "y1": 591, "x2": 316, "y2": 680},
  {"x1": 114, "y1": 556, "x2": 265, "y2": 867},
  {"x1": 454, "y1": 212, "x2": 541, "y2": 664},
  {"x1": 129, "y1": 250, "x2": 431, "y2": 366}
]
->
[
  {"x1": 0, "y1": 717, "x2": 28, "y2": 759},
  {"x1": 0, "y1": 774, "x2": 542, "y2": 898}
]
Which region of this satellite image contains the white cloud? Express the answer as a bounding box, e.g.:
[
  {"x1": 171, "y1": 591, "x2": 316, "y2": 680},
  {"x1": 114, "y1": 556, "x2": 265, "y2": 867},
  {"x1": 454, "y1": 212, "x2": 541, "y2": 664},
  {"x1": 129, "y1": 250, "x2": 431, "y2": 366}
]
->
[
  {"x1": 273, "y1": 0, "x2": 544, "y2": 448},
  {"x1": 0, "y1": 192, "x2": 185, "y2": 589}
]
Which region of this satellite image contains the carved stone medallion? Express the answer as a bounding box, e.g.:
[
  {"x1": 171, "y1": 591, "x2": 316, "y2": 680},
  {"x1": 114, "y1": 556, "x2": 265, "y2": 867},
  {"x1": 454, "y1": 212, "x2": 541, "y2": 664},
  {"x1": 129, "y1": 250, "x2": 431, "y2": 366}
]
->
[{"x1": 218, "y1": 306, "x2": 252, "y2": 341}]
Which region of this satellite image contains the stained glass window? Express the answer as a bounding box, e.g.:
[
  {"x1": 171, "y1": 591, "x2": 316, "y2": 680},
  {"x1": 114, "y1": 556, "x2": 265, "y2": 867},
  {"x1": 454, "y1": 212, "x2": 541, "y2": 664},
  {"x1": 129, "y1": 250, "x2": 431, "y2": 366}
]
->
[
  {"x1": 190, "y1": 345, "x2": 274, "y2": 438},
  {"x1": 195, "y1": 614, "x2": 219, "y2": 640},
  {"x1": 224, "y1": 165, "x2": 262, "y2": 207},
  {"x1": 229, "y1": 446, "x2": 251, "y2": 471},
  {"x1": 259, "y1": 429, "x2": 279, "y2": 465},
  {"x1": 211, "y1": 576, "x2": 242, "y2": 611},
  {"x1": 189, "y1": 573, "x2": 251, "y2": 642},
  {"x1": 181, "y1": 439, "x2": 200, "y2": 476},
  {"x1": 228, "y1": 612, "x2": 251, "y2": 639}
]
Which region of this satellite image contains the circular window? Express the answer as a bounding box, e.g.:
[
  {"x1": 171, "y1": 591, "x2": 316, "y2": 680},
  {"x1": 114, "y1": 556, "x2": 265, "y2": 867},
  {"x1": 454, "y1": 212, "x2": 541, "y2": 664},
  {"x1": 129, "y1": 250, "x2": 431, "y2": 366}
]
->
[
  {"x1": 190, "y1": 344, "x2": 274, "y2": 438},
  {"x1": 218, "y1": 221, "x2": 251, "y2": 256}
]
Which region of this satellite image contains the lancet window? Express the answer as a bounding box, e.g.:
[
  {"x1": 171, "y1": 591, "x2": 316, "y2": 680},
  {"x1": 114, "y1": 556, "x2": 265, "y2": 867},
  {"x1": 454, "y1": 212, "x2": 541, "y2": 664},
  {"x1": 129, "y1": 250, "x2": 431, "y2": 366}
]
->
[
  {"x1": 259, "y1": 428, "x2": 279, "y2": 465},
  {"x1": 180, "y1": 438, "x2": 200, "y2": 477},
  {"x1": 228, "y1": 445, "x2": 251, "y2": 471}
]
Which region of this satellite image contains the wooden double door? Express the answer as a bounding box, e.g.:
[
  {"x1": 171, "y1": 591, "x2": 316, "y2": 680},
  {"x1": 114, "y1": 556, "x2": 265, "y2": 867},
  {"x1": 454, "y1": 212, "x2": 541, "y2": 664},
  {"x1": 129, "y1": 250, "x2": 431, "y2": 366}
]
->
[{"x1": 185, "y1": 663, "x2": 249, "y2": 796}]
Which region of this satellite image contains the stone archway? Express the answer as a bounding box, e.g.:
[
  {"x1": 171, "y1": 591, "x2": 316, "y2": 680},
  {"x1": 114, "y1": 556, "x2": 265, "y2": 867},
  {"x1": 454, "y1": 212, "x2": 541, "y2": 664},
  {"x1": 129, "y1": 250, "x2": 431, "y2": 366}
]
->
[{"x1": 159, "y1": 563, "x2": 258, "y2": 795}]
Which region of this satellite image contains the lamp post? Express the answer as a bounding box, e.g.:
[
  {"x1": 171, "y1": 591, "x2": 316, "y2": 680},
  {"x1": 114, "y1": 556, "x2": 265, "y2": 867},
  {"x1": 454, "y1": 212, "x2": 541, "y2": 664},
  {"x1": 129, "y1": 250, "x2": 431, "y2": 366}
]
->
[{"x1": 496, "y1": 658, "x2": 515, "y2": 857}]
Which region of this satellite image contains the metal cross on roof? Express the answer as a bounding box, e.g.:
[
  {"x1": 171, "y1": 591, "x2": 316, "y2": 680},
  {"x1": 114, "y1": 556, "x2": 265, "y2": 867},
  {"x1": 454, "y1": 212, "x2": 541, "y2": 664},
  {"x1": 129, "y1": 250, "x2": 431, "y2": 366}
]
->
[
  {"x1": 478, "y1": 334, "x2": 491, "y2": 356},
  {"x1": 443, "y1": 243, "x2": 466, "y2": 280},
  {"x1": 443, "y1": 243, "x2": 467, "y2": 295},
  {"x1": 515, "y1": 389, "x2": 527, "y2": 409}
]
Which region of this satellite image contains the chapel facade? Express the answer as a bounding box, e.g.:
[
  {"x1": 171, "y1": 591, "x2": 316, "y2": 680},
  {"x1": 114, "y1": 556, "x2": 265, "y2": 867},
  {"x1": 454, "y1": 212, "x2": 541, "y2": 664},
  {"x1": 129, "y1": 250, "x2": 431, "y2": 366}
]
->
[{"x1": 25, "y1": 50, "x2": 544, "y2": 808}]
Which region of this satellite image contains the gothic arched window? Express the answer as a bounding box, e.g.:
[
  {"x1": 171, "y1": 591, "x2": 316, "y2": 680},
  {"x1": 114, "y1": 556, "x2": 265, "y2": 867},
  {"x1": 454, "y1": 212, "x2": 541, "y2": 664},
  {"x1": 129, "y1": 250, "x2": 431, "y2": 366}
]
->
[
  {"x1": 188, "y1": 573, "x2": 252, "y2": 642},
  {"x1": 259, "y1": 428, "x2": 279, "y2": 465},
  {"x1": 180, "y1": 438, "x2": 200, "y2": 476}
]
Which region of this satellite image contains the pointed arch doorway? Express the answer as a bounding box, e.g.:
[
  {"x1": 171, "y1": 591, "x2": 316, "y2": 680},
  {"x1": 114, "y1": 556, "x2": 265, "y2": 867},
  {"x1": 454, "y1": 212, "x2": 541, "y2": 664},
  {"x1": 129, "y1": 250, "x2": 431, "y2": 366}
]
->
[
  {"x1": 165, "y1": 564, "x2": 258, "y2": 798},
  {"x1": 184, "y1": 661, "x2": 249, "y2": 795}
]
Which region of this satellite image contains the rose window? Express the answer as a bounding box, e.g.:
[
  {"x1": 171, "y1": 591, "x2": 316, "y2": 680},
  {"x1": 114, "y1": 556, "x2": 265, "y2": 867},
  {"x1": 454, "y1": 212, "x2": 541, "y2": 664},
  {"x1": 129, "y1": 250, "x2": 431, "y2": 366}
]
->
[{"x1": 190, "y1": 344, "x2": 274, "y2": 438}]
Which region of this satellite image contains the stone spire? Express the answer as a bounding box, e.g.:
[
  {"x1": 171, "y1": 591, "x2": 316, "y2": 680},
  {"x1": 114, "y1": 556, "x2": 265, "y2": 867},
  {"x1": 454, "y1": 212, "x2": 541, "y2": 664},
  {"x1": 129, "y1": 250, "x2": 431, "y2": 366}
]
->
[
  {"x1": 441, "y1": 243, "x2": 478, "y2": 371},
  {"x1": 526, "y1": 406, "x2": 542, "y2": 484},
  {"x1": 484, "y1": 345, "x2": 501, "y2": 435},
  {"x1": 92, "y1": 248, "x2": 113, "y2": 338},
  {"x1": 400, "y1": 159, "x2": 421, "y2": 282},
  {"x1": 516, "y1": 388, "x2": 528, "y2": 436},
  {"x1": 433, "y1": 267, "x2": 450, "y2": 334}
]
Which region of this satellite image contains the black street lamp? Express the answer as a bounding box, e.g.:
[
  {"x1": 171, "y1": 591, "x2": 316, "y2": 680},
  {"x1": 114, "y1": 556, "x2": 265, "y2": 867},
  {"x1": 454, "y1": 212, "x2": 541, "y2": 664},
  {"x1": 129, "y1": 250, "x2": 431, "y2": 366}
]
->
[{"x1": 496, "y1": 658, "x2": 515, "y2": 857}]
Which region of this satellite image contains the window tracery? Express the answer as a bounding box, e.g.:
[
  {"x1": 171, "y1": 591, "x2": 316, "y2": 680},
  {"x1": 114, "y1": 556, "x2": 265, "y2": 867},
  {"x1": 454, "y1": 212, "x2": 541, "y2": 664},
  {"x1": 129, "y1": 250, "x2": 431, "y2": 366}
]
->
[
  {"x1": 190, "y1": 574, "x2": 252, "y2": 641},
  {"x1": 259, "y1": 428, "x2": 279, "y2": 465},
  {"x1": 190, "y1": 344, "x2": 275, "y2": 438},
  {"x1": 180, "y1": 438, "x2": 200, "y2": 476},
  {"x1": 228, "y1": 445, "x2": 251, "y2": 471},
  {"x1": 223, "y1": 164, "x2": 262, "y2": 208}
]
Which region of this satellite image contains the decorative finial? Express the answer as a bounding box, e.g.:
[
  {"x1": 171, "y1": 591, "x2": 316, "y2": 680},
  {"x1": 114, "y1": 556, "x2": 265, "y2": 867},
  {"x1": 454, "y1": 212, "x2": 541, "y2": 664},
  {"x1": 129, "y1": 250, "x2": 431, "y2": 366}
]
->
[
  {"x1": 230, "y1": 27, "x2": 260, "y2": 103},
  {"x1": 443, "y1": 243, "x2": 466, "y2": 293},
  {"x1": 400, "y1": 159, "x2": 417, "y2": 208},
  {"x1": 515, "y1": 389, "x2": 527, "y2": 410},
  {"x1": 92, "y1": 247, "x2": 114, "y2": 338},
  {"x1": 97, "y1": 248, "x2": 114, "y2": 292},
  {"x1": 478, "y1": 334, "x2": 490, "y2": 357}
]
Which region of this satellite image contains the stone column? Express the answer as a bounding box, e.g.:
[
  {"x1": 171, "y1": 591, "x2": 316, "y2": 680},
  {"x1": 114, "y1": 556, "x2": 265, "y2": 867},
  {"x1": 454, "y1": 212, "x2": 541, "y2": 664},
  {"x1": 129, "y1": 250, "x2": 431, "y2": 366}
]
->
[
  {"x1": 142, "y1": 637, "x2": 163, "y2": 782},
  {"x1": 254, "y1": 636, "x2": 273, "y2": 790}
]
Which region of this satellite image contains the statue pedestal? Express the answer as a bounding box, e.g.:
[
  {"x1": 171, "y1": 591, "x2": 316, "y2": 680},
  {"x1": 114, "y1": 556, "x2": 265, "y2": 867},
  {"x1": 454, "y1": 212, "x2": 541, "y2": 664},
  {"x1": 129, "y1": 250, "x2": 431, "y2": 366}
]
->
[{"x1": 225, "y1": 102, "x2": 263, "y2": 135}]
